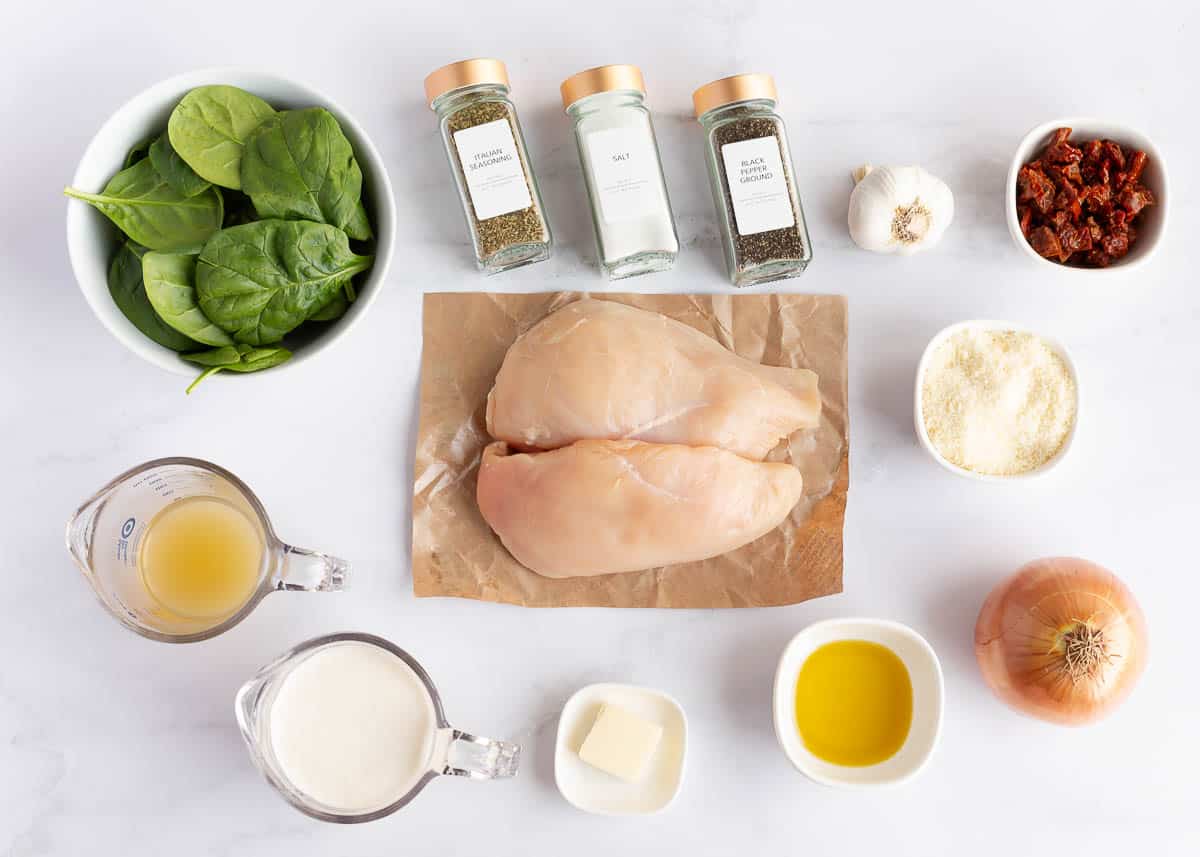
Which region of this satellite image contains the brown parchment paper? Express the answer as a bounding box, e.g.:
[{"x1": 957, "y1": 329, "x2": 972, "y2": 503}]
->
[{"x1": 412, "y1": 292, "x2": 848, "y2": 608}]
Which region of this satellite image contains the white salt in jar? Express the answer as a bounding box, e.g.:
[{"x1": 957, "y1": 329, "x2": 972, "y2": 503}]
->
[{"x1": 561, "y1": 65, "x2": 679, "y2": 279}]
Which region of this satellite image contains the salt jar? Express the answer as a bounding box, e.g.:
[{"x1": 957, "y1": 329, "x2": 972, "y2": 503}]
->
[
  {"x1": 561, "y1": 65, "x2": 679, "y2": 279},
  {"x1": 424, "y1": 58, "x2": 553, "y2": 274},
  {"x1": 693, "y1": 74, "x2": 812, "y2": 287}
]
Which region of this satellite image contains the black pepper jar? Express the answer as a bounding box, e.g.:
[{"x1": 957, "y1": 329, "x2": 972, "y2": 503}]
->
[{"x1": 693, "y1": 74, "x2": 812, "y2": 286}]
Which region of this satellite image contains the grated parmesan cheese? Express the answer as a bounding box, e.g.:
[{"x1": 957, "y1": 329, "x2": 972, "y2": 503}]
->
[{"x1": 920, "y1": 328, "x2": 1077, "y2": 476}]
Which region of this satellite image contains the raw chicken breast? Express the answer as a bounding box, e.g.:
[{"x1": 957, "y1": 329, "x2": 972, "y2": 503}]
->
[
  {"x1": 486, "y1": 299, "x2": 821, "y2": 461},
  {"x1": 476, "y1": 440, "x2": 804, "y2": 578}
]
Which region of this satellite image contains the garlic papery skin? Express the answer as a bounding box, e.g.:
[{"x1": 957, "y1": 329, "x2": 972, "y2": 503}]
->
[{"x1": 847, "y1": 164, "x2": 954, "y2": 255}]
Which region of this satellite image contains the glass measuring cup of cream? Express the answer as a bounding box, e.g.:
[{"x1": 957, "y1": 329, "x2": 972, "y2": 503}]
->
[
  {"x1": 66, "y1": 457, "x2": 348, "y2": 643},
  {"x1": 235, "y1": 633, "x2": 520, "y2": 822}
]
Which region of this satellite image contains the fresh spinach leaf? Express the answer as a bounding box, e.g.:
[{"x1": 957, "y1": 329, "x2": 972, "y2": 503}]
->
[
  {"x1": 142, "y1": 251, "x2": 235, "y2": 346},
  {"x1": 196, "y1": 220, "x2": 372, "y2": 345},
  {"x1": 308, "y1": 292, "x2": 348, "y2": 321},
  {"x1": 107, "y1": 242, "x2": 201, "y2": 351},
  {"x1": 64, "y1": 158, "x2": 223, "y2": 250},
  {"x1": 241, "y1": 108, "x2": 364, "y2": 232},
  {"x1": 124, "y1": 136, "x2": 154, "y2": 168},
  {"x1": 344, "y1": 199, "x2": 373, "y2": 241},
  {"x1": 183, "y1": 343, "x2": 292, "y2": 394},
  {"x1": 167, "y1": 85, "x2": 275, "y2": 190},
  {"x1": 149, "y1": 134, "x2": 211, "y2": 198}
]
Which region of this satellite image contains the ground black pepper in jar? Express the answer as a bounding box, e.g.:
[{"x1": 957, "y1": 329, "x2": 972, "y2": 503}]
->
[{"x1": 694, "y1": 74, "x2": 812, "y2": 286}]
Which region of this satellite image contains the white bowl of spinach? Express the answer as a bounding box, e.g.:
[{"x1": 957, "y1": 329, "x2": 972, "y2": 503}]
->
[{"x1": 65, "y1": 69, "x2": 394, "y2": 392}]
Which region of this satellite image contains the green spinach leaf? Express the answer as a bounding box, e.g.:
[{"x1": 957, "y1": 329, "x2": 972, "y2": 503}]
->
[
  {"x1": 167, "y1": 85, "x2": 275, "y2": 190},
  {"x1": 241, "y1": 108, "x2": 364, "y2": 232},
  {"x1": 107, "y1": 242, "x2": 201, "y2": 352},
  {"x1": 344, "y1": 199, "x2": 373, "y2": 241},
  {"x1": 183, "y1": 343, "x2": 292, "y2": 393},
  {"x1": 64, "y1": 158, "x2": 223, "y2": 250},
  {"x1": 124, "y1": 136, "x2": 154, "y2": 168},
  {"x1": 308, "y1": 292, "x2": 348, "y2": 321},
  {"x1": 196, "y1": 220, "x2": 372, "y2": 345},
  {"x1": 149, "y1": 134, "x2": 211, "y2": 198},
  {"x1": 142, "y1": 251, "x2": 235, "y2": 346}
]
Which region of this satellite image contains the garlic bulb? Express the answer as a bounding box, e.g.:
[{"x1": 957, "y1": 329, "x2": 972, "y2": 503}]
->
[{"x1": 847, "y1": 164, "x2": 954, "y2": 254}]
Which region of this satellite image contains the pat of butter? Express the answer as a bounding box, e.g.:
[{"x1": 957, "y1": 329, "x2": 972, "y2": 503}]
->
[{"x1": 578, "y1": 703, "x2": 663, "y2": 782}]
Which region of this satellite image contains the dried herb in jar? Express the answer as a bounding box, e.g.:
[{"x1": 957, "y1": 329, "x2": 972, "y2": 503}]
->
[
  {"x1": 425, "y1": 58, "x2": 552, "y2": 274},
  {"x1": 712, "y1": 114, "x2": 808, "y2": 268},
  {"x1": 444, "y1": 101, "x2": 549, "y2": 259}
]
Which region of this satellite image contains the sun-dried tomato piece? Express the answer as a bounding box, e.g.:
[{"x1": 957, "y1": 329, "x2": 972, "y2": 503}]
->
[
  {"x1": 1102, "y1": 231, "x2": 1130, "y2": 259},
  {"x1": 1086, "y1": 249, "x2": 1113, "y2": 267},
  {"x1": 1085, "y1": 217, "x2": 1104, "y2": 243},
  {"x1": 1030, "y1": 226, "x2": 1063, "y2": 261},
  {"x1": 1051, "y1": 162, "x2": 1082, "y2": 186},
  {"x1": 1126, "y1": 150, "x2": 1148, "y2": 184},
  {"x1": 1119, "y1": 184, "x2": 1155, "y2": 216},
  {"x1": 1059, "y1": 223, "x2": 1093, "y2": 256},
  {"x1": 1103, "y1": 141, "x2": 1126, "y2": 169},
  {"x1": 1018, "y1": 205, "x2": 1033, "y2": 236},
  {"x1": 1018, "y1": 165, "x2": 1057, "y2": 215},
  {"x1": 1082, "y1": 183, "x2": 1112, "y2": 212},
  {"x1": 1045, "y1": 139, "x2": 1083, "y2": 165}
]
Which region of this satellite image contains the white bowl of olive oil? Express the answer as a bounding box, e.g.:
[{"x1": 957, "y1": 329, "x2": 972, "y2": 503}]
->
[{"x1": 772, "y1": 618, "x2": 943, "y2": 788}]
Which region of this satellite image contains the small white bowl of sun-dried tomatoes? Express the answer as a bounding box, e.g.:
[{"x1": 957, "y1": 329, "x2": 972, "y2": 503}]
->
[{"x1": 1007, "y1": 118, "x2": 1168, "y2": 272}]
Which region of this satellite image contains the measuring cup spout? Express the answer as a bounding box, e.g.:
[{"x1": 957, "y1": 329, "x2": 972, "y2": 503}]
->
[
  {"x1": 275, "y1": 544, "x2": 350, "y2": 592},
  {"x1": 65, "y1": 493, "x2": 105, "y2": 577}
]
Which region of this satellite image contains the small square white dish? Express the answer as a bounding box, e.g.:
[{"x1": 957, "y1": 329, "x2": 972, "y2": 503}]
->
[
  {"x1": 913, "y1": 319, "x2": 1080, "y2": 482},
  {"x1": 773, "y1": 618, "x2": 943, "y2": 788},
  {"x1": 554, "y1": 683, "x2": 687, "y2": 815}
]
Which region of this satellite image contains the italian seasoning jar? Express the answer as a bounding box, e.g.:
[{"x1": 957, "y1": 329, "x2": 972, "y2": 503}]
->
[
  {"x1": 560, "y1": 65, "x2": 678, "y2": 279},
  {"x1": 693, "y1": 74, "x2": 812, "y2": 287},
  {"x1": 424, "y1": 58, "x2": 552, "y2": 274}
]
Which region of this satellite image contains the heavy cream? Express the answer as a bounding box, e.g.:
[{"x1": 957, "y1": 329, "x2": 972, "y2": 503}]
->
[{"x1": 268, "y1": 641, "x2": 438, "y2": 813}]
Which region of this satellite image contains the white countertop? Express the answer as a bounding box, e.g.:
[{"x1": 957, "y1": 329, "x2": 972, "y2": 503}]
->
[{"x1": 2, "y1": 1, "x2": 1197, "y2": 854}]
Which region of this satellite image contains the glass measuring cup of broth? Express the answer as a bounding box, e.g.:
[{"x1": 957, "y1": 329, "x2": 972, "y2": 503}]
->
[
  {"x1": 236, "y1": 633, "x2": 520, "y2": 822},
  {"x1": 66, "y1": 457, "x2": 348, "y2": 643}
]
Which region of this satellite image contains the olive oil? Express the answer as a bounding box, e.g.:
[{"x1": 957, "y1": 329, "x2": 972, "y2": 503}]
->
[
  {"x1": 794, "y1": 640, "x2": 912, "y2": 767},
  {"x1": 137, "y1": 496, "x2": 263, "y2": 621}
]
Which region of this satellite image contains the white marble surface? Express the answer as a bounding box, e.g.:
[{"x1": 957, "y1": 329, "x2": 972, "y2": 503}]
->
[{"x1": 2, "y1": 1, "x2": 1197, "y2": 854}]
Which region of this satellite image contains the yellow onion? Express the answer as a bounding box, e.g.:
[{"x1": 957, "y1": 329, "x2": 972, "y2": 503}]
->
[{"x1": 974, "y1": 557, "x2": 1147, "y2": 726}]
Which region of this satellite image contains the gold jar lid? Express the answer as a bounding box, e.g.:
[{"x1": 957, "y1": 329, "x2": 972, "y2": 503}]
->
[
  {"x1": 424, "y1": 58, "x2": 510, "y2": 107},
  {"x1": 560, "y1": 64, "x2": 646, "y2": 110},
  {"x1": 692, "y1": 73, "x2": 777, "y2": 118}
]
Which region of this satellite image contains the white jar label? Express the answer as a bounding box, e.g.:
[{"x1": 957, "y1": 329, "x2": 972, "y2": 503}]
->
[
  {"x1": 720, "y1": 136, "x2": 795, "y2": 235},
  {"x1": 583, "y1": 126, "x2": 668, "y2": 224},
  {"x1": 452, "y1": 118, "x2": 533, "y2": 221}
]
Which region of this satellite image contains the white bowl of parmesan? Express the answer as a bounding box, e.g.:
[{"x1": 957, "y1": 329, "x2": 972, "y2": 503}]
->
[{"x1": 914, "y1": 321, "x2": 1079, "y2": 481}]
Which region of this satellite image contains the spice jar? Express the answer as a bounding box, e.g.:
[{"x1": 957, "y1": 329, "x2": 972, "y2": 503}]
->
[
  {"x1": 560, "y1": 65, "x2": 678, "y2": 279},
  {"x1": 693, "y1": 74, "x2": 812, "y2": 286},
  {"x1": 424, "y1": 58, "x2": 552, "y2": 274}
]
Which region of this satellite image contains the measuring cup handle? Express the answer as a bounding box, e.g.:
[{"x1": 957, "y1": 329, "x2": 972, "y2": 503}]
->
[
  {"x1": 441, "y1": 729, "x2": 520, "y2": 780},
  {"x1": 275, "y1": 544, "x2": 349, "y2": 592}
]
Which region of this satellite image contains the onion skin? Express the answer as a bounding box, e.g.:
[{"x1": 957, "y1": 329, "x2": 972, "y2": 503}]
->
[{"x1": 974, "y1": 557, "x2": 1148, "y2": 726}]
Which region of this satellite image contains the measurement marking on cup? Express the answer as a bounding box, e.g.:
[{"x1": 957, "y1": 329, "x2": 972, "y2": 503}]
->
[{"x1": 117, "y1": 517, "x2": 135, "y2": 563}]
